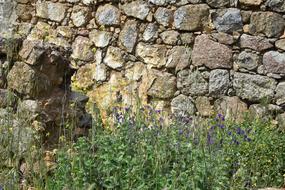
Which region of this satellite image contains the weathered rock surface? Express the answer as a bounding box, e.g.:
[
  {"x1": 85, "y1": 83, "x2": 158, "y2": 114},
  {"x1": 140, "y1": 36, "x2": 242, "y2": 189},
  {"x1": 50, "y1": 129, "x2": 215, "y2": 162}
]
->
[
  {"x1": 240, "y1": 34, "x2": 273, "y2": 52},
  {"x1": 209, "y1": 69, "x2": 230, "y2": 97},
  {"x1": 143, "y1": 23, "x2": 158, "y2": 42},
  {"x1": 71, "y1": 6, "x2": 90, "y2": 27},
  {"x1": 136, "y1": 43, "x2": 168, "y2": 68},
  {"x1": 192, "y1": 34, "x2": 232, "y2": 69},
  {"x1": 154, "y1": 7, "x2": 173, "y2": 27},
  {"x1": 214, "y1": 96, "x2": 248, "y2": 122},
  {"x1": 71, "y1": 36, "x2": 94, "y2": 62},
  {"x1": 89, "y1": 30, "x2": 112, "y2": 48},
  {"x1": 171, "y1": 94, "x2": 196, "y2": 117},
  {"x1": 119, "y1": 20, "x2": 138, "y2": 52},
  {"x1": 233, "y1": 72, "x2": 277, "y2": 102},
  {"x1": 122, "y1": 1, "x2": 150, "y2": 20},
  {"x1": 263, "y1": 51, "x2": 285, "y2": 74},
  {"x1": 195, "y1": 96, "x2": 213, "y2": 116},
  {"x1": 7, "y1": 62, "x2": 52, "y2": 98},
  {"x1": 236, "y1": 51, "x2": 260, "y2": 71},
  {"x1": 174, "y1": 4, "x2": 210, "y2": 31},
  {"x1": 249, "y1": 12, "x2": 285, "y2": 37},
  {"x1": 160, "y1": 30, "x2": 179, "y2": 45},
  {"x1": 275, "y1": 39, "x2": 285, "y2": 51},
  {"x1": 212, "y1": 8, "x2": 243, "y2": 33},
  {"x1": 147, "y1": 70, "x2": 177, "y2": 99},
  {"x1": 166, "y1": 46, "x2": 191, "y2": 72},
  {"x1": 177, "y1": 70, "x2": 209, "y2": 96},
  {"x1": 265, "y1": 0, "x2": 285, "y2": 12},
  {"x1": 239, "y1": 0, "x2": 263, "y2": 6},
  {"x1": 36, "y1": 1, "x2": 67, "y2": 22},
  {"x1": 205, "y1": 0, "x2": 229, "y2": 8},
  {"x1": 103, "y1": 46, "x2": 125, "y2": 69},
  {"x1": 275, "y1": 82, "x2": 285, "y2": 105},
  {"x1": 95, "y1": 4, "x2": 121, "y2": 26}
]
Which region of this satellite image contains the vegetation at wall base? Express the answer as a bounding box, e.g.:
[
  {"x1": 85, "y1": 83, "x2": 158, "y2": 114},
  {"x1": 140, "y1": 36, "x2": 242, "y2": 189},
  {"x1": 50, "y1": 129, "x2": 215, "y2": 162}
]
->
[{"x1": 1, "y1": 106, "x2": 285, "y2": 190}]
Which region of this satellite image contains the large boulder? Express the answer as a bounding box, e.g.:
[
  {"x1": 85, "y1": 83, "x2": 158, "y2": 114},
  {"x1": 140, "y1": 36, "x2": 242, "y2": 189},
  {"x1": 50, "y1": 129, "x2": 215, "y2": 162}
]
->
[
  {"x1": 209, "y1": 69, "x2": 230, "y2": 97},
  {"x1": 192, "y1": 34, "x2": 232, "y2": 69},
  {"x1": 177, "y1": 70, "x2": 208, "y2": 96},
  {"x1": 119, "y1": 20, "x2": 138, "y2": 53},
  {"x1": 121, "y1": 0, "x2": 150, "y2": 20},
  {"x1": 36, "y1": 1, "x2": 67, "y2": 22},
  {"x1": 171, "y1": 94, "x2": 196, "y2": 117},
  {"x1": 7, "y1": 62, "x2": 52, "y2": 98},
  {"x1": 240, "y1": 34, "x2": 273, "y2": 52},
  {"x1": 233, "y1": 72, "x2": 277, "y2": 102},
  {"x1": 212, "y1": 8, "x2": 243, "y2": 33},
  {"x1": 249, "y1": 12, "x2": 285, "y2": 37},
  {"x1": 174, "y1": 4, "x2": 210, "y2": 31},
  {"x1": 95, "y1": 4, "x2": 121, "y2": 26},
  {"x1": 214, "y1": 96, "x2": 248, "y2": 122},
  {"x1": 263, "y1": 51, "x2": 285, "y2": 74},
  {"x1": 136, "y1": 43, "x2": 168, "y2": 68}
]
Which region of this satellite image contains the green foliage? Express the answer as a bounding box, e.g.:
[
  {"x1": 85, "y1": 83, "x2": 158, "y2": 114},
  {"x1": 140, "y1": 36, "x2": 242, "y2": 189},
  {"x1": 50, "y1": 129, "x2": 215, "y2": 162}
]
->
[{"x1": 46, "y1": 108, "x2": 285, "y2": 190}]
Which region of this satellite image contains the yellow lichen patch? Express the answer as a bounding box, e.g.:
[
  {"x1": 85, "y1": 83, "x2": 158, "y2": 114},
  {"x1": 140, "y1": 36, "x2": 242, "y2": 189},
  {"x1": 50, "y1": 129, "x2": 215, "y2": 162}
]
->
[
  {"x1": 71, "y1": 64, "x2": 96, "y2": 92},
  {"x1": 87, "y1": 72, "x2": 141, "y2": 125}
]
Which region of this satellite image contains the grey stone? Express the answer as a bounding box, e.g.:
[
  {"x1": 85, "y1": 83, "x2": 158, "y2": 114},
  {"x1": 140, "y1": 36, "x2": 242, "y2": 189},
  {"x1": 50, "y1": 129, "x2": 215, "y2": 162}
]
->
[
  {"x1": 236, "y1": 51, "x2": 260, "y2": 71},
  {"x1": 119, "y1": 20, "x2": 138, "y2": 52},
  {"x1": 71, "y1": 36, "x2": 94, "y2": 62},
  {"x1": 149, "y1": 0, "x2": 176, "y2": 5},
  {"x1": 103, "y1": 46, "x2": 125, "y2": 69},
  {"x1": 209, "y1": 69, "x2": 230, "y2": 97},
  {"x1": 263, "y1": 51, "x2": 285, "y2": 74},
  {"x1": 18, "y1": 100, "x2": 40, "y2": 118},
  {"x1": 174, "y1": 4, "x2": 210, "y2": 31},
  {"x1": 122, "y1": 1, "x2": 150, "y2": 20},
  {"x1": 249, "y1": 12, "x2": 285, "y2": 38},
  {"x1": 212, "y1": 8, "x2": 243, "y2": 33},
  {"x1": 275, "y1": 39, "x2": 285, "y2": 51},
  {"x1": 265, "y1": 0, "x2": 285, "y2": 13},
  {"x1": 177, "y1": 70, "x2": 209, "y2": 96},
  {"x1": 71, "y1": 6, "x2": 90, "y2": 27},
  {"x1": 36, "y1": 1, "x2": 67, "y2": 22},
  {"x1": 89, "y1": 29, "x2": 112, "y2": 48},
  {"x1": 136, "y1": 43, "x2": 168, "y2": 68},
  {"x1": 95, "y1": 4, "x2": 120, "y2": 26},
  {"x1": 275, "y1": 82, "x2": 285, "y2": 105},
  {"x1": 205, "y1": 0, "x2": 229, "y2": 8},
  {"x1": 171, "y1": 94, "x2": 196, "y2": 117},
  {"x1": 233, "y1": 72, "x2": 277, "y2": 102},
  {"x1": 192, "y1": 34, "x2": 232, "y2": 69},
  {"x1": 160, "y1": 30, "x2": 179, "y2": 45},
  {"x1": 240, "y1": 34, "x2": 273, "y2": 52},
  {"x1": 166, "y1": 46, "x2": 191, "y2": 72},
  {"x1": 214, "y1": 96, "x2": 248, "y2": 122},
  {"x1": 154, "y1": 7, "x2": 173, "y2": 27},
  {"x1": 143, "y1": 23, "x2": 158, "y2": 42}
]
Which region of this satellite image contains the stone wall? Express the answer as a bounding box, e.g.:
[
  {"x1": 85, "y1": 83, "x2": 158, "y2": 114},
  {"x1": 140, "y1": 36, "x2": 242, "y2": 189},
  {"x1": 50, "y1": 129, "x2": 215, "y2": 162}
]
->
[{"x1": 4, "y1": 0, "x2": 285, "y2": 127}]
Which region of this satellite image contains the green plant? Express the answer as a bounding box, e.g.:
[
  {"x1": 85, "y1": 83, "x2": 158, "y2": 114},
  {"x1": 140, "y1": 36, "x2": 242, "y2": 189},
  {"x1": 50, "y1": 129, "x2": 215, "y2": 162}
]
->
[{"x1": 46, "y1": 107, "x2": 285, "y2": 190}]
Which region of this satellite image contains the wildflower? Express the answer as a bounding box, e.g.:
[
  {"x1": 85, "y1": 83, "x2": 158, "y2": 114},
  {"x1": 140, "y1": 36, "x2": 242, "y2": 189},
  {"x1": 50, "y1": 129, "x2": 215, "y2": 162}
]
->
[
  {"x1": 236, "y1": 127, "x2": 245, "y2": 135},
  {"x1": 207, "y1": 133, "x2": 214, "y2": 145},
  {"x1": 228, "y1": 131, "x2": 232, "y2": 136},
  {"x1": 178, "y1": 129, "x2": 183, "y2": 135},
  {"x1": 218, "y1": 124, "x2": 225, "y2": 129}
]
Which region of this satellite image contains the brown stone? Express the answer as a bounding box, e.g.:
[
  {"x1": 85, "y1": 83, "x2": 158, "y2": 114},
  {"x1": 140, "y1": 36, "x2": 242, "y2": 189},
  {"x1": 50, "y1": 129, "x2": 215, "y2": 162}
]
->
[
  {"x1": 192, "y1": 34, "x2": 232, "y2": 69},
  {"x1": 240, "y1": 34, "x2": 273, "y2": 51}
]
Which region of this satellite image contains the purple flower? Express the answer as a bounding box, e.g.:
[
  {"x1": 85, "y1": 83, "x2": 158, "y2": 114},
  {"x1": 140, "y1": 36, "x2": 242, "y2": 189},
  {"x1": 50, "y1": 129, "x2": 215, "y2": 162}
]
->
[{"x1": 207, "y1": 133, "x2": 214, "y2": 145}]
